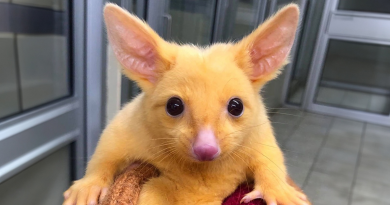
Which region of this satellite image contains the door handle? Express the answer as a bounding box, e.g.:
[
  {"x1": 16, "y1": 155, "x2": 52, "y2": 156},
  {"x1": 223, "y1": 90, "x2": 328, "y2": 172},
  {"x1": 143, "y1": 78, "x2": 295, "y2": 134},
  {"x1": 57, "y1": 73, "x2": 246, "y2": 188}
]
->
[{"x1": 163, "y1": 14, "x2": 172, "y2": 40}]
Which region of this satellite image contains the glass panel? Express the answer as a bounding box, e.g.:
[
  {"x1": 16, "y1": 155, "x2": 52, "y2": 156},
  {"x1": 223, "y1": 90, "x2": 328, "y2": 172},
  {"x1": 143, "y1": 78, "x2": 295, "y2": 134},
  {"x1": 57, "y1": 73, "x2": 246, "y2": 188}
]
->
[
  {"x1": 338, "y1": 0, "x2": 390, "y2": 14},
  {"x1": 0, "y1": 0, "x2": 70, "y2": 117},
  {"x1": 286, "y1": 0, "x2": 326, "y2": 105},
  {"x1": 12, "y1": 0, "x2": 66, "y2": 10},
  {"x1": 0, "y1": 145, "x2": 71, "y2": 205},
  {"x1": 0, "y1": 33, "x2": 20, "y2": 118},
  {"x1": 220, "y1": 0, "x2": 258, "y2": 42},
  {"x1": 314, "y1": 39, "x2": 390, "y2": 115},
  {"x1": 168, "y1": 0, "x2": 216, "y2": 45},
  {"x1": 106, "y1": 0, "x2": 141, "y2": 104},
  {"x1": 18, "y1": 35, "x2": 69, "y2": 109},
  {"x1": 261, "y1": 0, "x2": 300, "y2": 109}
]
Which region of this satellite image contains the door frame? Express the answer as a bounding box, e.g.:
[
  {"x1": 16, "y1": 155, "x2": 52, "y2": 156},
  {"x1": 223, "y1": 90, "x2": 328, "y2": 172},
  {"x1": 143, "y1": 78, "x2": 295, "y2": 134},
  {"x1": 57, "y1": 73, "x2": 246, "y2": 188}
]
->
[
  {"x1": 280, "y1": 0, "x2": 309, "y2": 108},
  {"x1": 147, "y1": 0, "x2": 277, "y2": 43},
  {"x1": 0, "y1": 0, "x2": 86, "y2": 183},
  {"x1": 303, "y1": 0, "x2": 390, "y2": 126}
]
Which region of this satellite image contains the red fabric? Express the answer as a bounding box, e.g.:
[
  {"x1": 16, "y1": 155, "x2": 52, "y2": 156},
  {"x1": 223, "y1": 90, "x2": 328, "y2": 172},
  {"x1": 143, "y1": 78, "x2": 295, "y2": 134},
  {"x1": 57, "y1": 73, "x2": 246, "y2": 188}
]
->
[{"x1": 223, "y1": 184, "x2": 265, "y2": 205}]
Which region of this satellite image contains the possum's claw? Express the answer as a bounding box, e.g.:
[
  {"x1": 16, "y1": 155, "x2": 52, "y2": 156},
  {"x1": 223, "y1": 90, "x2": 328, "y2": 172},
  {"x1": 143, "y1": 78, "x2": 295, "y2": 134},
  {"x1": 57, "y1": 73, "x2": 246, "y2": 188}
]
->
[
  {"x1": 240, "y1": 187, "x2": 308, "y2": 205},
  {"x1": 240, "y1": 190, "x2": 262, "y2": 203}
]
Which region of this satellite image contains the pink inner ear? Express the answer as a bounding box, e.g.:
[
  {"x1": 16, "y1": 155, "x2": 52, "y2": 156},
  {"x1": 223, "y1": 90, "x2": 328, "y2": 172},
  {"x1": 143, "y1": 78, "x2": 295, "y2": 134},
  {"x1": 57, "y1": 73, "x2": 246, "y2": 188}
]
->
[
  {"x1": 105, "y1": 9, "x2": 158, "y2": 83},
  {"x1": 250, "y1": 42, "x2": 291, "y2": 80},
  {"x1": 249, "y1": 22, "x2": 297, "y2": 80},
  {"x1": 111, "y1": 38, "x2": 157, "y2": 83}
]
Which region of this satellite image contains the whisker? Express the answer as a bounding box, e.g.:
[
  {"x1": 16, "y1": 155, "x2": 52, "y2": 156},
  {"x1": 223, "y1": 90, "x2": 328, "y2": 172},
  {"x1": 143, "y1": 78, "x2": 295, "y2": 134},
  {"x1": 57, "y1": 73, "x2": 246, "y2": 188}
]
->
[
  {"x1": 234, "y1": 148, "x2": 290, "y2": 192},
  {"x1": 267, "y1": 112, "x2": 303, "y2": 117},
  {"x1": 222, "y1": 122, "x2": 268, "y2": 140},
  {"x1": 232, "y1": 142, "x2": 287, "y2": 176},
  {"x1": 248, "y1": 141, "x2": 300, "y2": 154}
]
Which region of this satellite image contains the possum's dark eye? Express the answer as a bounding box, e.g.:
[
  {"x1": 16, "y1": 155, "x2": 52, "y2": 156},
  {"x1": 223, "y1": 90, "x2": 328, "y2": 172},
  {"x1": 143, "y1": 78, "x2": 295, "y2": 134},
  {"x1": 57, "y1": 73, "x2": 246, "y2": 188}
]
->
[
  {"x1": 166, "y1": 97, "x2": 184, "y2": 117},
  {"x1": 227, "y1": 98, "x2": 243, "y2": 117}
]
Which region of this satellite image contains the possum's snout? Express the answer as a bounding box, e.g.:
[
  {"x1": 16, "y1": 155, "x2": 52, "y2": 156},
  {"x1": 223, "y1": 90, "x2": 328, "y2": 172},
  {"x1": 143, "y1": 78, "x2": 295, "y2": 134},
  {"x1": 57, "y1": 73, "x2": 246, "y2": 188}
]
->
[{"x1": 192, "y1": 128, "x2": 220, "y2": 161}]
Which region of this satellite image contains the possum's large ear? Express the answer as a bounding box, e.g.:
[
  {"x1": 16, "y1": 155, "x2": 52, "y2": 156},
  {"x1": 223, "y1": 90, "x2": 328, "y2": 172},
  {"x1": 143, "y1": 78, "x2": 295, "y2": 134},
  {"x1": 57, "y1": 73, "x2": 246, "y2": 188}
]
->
[
  {"x1": 104, "y1": 3, "x2": 177, "y2": 91},
  {"x1": 234, "y1": 4, "x2": 299, "y2": 88}
]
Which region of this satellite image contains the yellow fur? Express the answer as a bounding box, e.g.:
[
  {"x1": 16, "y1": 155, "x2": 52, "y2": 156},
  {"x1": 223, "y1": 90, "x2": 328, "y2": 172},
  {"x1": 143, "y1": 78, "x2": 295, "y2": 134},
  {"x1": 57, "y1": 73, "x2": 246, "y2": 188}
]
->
[{"x1": 63, "y1": 3, "x2": 308, "y2": 205}]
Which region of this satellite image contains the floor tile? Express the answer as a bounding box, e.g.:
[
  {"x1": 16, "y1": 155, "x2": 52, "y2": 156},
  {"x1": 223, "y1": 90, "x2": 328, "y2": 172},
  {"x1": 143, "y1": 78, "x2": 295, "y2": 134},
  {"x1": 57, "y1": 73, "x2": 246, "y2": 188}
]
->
[
  {"x1": 283, "y1": 134, "x2": 323, "y2": 162},
  {"x1": 300, "y1": 112, "x2": 333, "y2": 127},
  {"x1": 362, "y1": 124, "x2": 390, "y2": 160},
  {"x1": 270, "y1": 109, "x2": 304, "y2": 143},
  {"x1": 352, "y1": 178, "x2": 390, "y2": 202},
  {"x1": 325, "y1": 118, "x2": 363, "y2": 153},
  {"x1": 350, "y1": 193, "x2": 388, "y2": 205},
  {"x1": 304, "y1": 171, "x2": 351, "y2": 205},
  {"x1": 287, "y1": 159, "x2": 312, "y2": 187},
  {"x1": 272, "y1": 122, "x2": 297, "y2": 144},
  {"x1": 366, "y1": 123, "x2": 390, "y2": 135},
  {"x1": 356, "y1": 155, "x2": 390, "y2": 185},
  {"x1": 313, "y1": 146, "x2": 358, "y2": 180},
  {"x1": 295, "y1": 123, "x2": 329, "y2": 138}
]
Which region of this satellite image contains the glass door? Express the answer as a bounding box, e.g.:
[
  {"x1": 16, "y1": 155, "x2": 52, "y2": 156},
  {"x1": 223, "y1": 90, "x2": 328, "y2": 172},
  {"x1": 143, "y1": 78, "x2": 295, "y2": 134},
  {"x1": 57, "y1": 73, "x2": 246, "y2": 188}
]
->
[
  {"x1": 304, "y1": 0, "x2": 390, "y2": 126},
  {"x1": 106, "y1": 0, "x2": 145, "y2": 122},
  {"x1": 146, "y1": 0, "x2": 274, "y2": 45},
  {"x1": 145, "y1": 0, "x2": 307, "y2": 110},
  {"x1": 213, "y1": 0, "x2": 267, "y2": 42},
  {"x1": 0, "y1": 0, "x2": 85, "y2": 204},
  {"x1": 147, "y1": 0, "x2": 217, "y2": 45}
]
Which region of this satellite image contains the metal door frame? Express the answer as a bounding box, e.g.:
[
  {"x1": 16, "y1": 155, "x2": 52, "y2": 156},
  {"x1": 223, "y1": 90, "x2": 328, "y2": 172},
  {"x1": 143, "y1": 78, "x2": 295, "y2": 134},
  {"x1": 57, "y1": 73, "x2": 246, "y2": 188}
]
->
[
  {"x1": 119, "y1": 0, "x2": 146, "y2": 106},
  {"x1": 147, "y1": 0, "x2": 274, "y2": 43},
  {"x1": 0, "y1": 0, "x2": 86, "y2": 182},
  {"x1": 280, "y1": 0, "x2": 309, "y2": 108},
  {"x1": 303, "y1": 0, "x2": 390, "y2": 126},
  {"x1": 88, "y1": 0, "x2": 147, "y2": 160}
]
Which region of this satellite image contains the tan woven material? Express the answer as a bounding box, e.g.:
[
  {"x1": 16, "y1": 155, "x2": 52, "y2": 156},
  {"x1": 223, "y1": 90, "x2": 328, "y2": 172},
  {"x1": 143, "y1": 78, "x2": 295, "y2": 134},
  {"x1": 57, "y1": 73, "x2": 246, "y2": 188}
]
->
[{"x1": 100, "y1": 164, "x2": 159, "y2": 205}]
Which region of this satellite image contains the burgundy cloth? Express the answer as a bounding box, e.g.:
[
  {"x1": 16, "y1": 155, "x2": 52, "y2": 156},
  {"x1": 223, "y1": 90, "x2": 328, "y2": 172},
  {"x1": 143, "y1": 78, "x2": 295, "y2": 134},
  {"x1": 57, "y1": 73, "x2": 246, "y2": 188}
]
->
[{"x1": 223, "y1": 184, "x2": 265, "y2": 205}]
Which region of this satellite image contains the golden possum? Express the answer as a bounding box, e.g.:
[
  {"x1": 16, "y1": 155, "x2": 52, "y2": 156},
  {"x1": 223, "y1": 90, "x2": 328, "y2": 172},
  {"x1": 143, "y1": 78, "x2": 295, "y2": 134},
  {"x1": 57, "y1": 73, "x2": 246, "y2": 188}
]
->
[{"x1": 64, "y1": 3, "x2": 309, "y2": 205}]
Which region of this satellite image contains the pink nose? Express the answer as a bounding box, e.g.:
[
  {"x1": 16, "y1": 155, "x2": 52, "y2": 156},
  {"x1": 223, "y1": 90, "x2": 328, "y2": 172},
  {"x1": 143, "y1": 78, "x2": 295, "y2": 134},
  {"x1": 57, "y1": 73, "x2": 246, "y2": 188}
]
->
[
  {"x1": 193, "y1": 144, "x2": 219, "y2": 161},
  {"x1": 192, "y1": 128, "x2": 220, "y2": 161}
]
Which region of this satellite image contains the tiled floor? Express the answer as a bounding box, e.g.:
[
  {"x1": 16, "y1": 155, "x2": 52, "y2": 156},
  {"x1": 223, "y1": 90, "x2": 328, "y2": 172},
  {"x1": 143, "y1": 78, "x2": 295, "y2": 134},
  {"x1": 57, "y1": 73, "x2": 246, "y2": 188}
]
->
[{"x1": 270, "y1": 108, "x2": 390, "y2": 205}]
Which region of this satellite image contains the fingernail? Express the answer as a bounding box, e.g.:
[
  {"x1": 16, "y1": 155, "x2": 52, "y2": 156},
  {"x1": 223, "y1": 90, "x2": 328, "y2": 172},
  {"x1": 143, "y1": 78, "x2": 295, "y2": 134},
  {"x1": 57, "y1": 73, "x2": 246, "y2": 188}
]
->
[
  {"x1": 88, "y1": 201, "x2": 97, "y2": 205},
  {"x1": 240, "y1": 196, "x2": 249, "y2": 204},
  {"x1": 243, "y1": 197, "x2": 251, "y2": 203},
  {"x1": 63, "y1": 191, "x2": 70, "y2": 199}
]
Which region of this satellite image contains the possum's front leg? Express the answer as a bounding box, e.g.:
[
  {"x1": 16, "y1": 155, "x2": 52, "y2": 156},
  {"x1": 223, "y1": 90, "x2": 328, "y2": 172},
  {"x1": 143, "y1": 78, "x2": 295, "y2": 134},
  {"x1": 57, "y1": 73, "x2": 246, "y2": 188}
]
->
[
  {"x1": 241, "y1": 132, "x2": 309, "y2": 205},
  {"x1": 63, "y1": 109, "x2": 148, "y2": 205},
  {"x1": 137, "y1": 177, "x2": 175, "y2": 205}
]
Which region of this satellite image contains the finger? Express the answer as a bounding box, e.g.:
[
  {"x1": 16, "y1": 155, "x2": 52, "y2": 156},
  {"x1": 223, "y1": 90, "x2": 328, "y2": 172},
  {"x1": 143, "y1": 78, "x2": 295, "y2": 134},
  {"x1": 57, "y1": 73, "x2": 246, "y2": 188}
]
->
[
  {"x1": 263, "y1": 195, "x2": 276, "y2": 205},
  {"x1": 63, "y1": 191, "x2": 77, "y2": 205},
  {"x1": 240, "y1": 190, "x2": 263, "y2": 203},
  {"x1": 76, "y1": 189, "x2": 88, "y2": 205},
  {"x1": 87, "y1": 186, "x2": 101, "y2": 205},
  {"x1": 63, "y1": 190, "x2": 71, "y2": 200},
  {"x1": 99, "y1": 187, "x2": 109, "y2": 203},
  {"x1": 297, "y1": 192, "x2": 307, "y2": 201},
  {"x1": 292, "y1": 195, "x2": 309, "y2": 205}
]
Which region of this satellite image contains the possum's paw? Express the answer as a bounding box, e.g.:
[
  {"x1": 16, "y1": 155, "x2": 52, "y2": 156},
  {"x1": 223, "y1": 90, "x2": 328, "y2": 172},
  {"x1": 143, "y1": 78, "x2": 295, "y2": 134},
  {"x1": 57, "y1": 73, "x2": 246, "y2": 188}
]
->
[
  {"x1": 240, "y1": 184, "x2": 308, "y2": 205},
  {"x1": 63, "y1": 177, "x2": 110, "y2": 205}
]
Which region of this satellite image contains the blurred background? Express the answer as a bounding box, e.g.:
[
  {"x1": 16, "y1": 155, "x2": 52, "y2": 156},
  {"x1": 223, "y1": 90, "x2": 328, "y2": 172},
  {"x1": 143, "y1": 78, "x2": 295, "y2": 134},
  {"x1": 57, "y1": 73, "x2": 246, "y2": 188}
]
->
[{"x1": 0, "y1": 0, "x2": 389, "y2": 204}]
